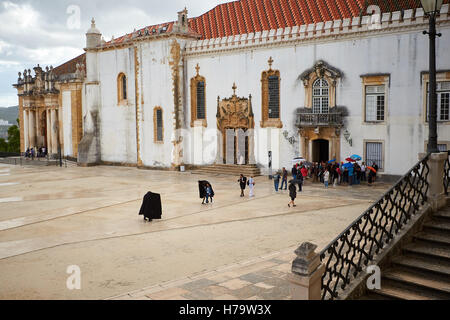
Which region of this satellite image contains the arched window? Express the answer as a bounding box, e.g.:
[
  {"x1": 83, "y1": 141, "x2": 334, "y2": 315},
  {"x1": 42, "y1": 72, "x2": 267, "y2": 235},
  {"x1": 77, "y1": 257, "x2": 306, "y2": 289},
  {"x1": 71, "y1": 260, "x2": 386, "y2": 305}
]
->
[
  {"x1": 117, "y1": 73, "x2": 127, "y2": 104},
  {"x1": 312, "y1": 78, "x2": 329, "y2": 114},
  {"x1": 261, "y1": 57, "x2": 282, "y2": 128},
  {"x1": 190, "y1": 64, "x2": 207, "y2": 127}
]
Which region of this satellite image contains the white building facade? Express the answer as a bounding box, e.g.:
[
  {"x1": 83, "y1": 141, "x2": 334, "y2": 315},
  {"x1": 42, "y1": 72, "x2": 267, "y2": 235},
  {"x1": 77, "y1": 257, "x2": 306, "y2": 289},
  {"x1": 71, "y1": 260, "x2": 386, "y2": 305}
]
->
[{"x1": 74, "y1": 1, "x2": 450, "y2": 176}]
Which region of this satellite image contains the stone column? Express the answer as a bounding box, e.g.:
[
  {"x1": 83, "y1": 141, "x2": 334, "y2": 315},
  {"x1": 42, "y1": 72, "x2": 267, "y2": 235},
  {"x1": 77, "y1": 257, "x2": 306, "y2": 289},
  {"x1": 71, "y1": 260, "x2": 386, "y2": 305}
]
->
[
  {"x1": 28, "y1": 109, "x2": 36, "y2": 148},
  {"x1": 248, "y1": 129, "x2": 256, "y2": 165},
  {"x1": 23, "y1": 110, "x2": 29, "y2": 150},
  {"x1": 46, "y1": 109, "x2": 51, "y2": 151},
  {"x1": 51, "y1": 109, "x2": 58, "y2": 155},
  {"x1": 425, "y1": 152, "x2": 448, "y2": 211},
  {"x1": 288, "y1": 242, "x2": 325, "y2": 300},
  {"x1": 35, "y1": 108, "x2": 40, "y2": 147}
]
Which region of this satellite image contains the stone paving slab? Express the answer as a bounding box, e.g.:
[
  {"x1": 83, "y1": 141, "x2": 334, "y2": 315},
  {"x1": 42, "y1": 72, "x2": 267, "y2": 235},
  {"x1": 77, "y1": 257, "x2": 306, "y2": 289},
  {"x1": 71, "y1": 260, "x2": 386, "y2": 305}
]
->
[{"x1": 108, "y1": 246, "x2": 296, "y2": 300}]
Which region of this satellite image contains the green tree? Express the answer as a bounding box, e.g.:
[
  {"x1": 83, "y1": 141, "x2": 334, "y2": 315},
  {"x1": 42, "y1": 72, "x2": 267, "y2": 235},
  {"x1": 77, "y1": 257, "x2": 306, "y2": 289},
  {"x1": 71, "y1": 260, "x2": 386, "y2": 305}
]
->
[
  {"x1": 0, "y1": 138, "x2": 7, "y2": 152},
  {"x1": 7, "y1": 124, "x2": 20, "y2": 152}
]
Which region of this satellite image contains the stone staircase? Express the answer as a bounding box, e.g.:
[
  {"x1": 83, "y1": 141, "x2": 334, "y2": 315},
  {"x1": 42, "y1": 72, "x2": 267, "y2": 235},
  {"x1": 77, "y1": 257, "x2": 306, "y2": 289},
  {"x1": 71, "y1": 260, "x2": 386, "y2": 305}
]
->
[
  {"x1": 362, "y1": 204, "x2": 450, "y2": 300},
  {"x1": 191, "y1": 164, "x2": 262, "y2": 177}
]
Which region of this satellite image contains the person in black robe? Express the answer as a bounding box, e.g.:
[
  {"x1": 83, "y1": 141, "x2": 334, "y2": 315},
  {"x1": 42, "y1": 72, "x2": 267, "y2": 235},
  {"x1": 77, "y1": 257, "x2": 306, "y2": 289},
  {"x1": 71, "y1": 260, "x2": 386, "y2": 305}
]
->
[
  {"x1": 238, "y1": 174, "x2": 247, "y2": 197},
  {"x1": 139, "y1": 192, "x2": 162, "y2": 222},
  {"x1": 198, "y1": 180, "x2": 214, "y2": 204}
]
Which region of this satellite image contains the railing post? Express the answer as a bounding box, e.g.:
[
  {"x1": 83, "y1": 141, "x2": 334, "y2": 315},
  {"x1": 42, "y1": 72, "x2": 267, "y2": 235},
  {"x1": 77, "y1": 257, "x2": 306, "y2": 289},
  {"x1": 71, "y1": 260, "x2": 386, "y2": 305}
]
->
[
  {"x1": 425, "y1": 152, "x2": 448, "y2": 211},
  {"x1": 288, "y1": 242, "x2": 325, "y2": 300}
]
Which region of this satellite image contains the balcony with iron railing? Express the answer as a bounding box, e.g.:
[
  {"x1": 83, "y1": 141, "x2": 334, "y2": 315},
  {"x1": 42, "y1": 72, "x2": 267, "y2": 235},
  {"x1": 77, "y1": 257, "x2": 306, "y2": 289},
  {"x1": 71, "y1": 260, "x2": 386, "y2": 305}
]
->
[{"x1": 295, "y1": 107, "x2": 347, "y2": 128}]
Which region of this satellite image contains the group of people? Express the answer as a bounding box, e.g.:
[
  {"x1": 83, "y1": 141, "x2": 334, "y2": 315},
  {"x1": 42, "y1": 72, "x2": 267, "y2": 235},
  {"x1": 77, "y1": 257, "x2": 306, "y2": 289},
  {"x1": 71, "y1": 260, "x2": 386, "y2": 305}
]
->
[
  {"x1": 198, "y1": 159, "x2": 379, "y2": 207},
  {"x1": 310, "y1": 161, "x2": 379, "y2": 187},
  {"x1": 24, "y1": 147, "x2": 47, "y2": 159}
]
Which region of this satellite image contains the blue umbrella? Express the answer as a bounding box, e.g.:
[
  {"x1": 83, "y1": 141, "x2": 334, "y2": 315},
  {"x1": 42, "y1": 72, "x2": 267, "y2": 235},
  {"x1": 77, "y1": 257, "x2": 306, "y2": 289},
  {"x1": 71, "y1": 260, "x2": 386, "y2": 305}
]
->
[
  {"x1": 350, "y1": 154, "x2": 362, "y2": 161},
  {"x1": 328, "y1": 159, "x2": 336, "y2": 164},
  {"x1": 343, "y1": 163, "x2": 354, "y2": 169}
]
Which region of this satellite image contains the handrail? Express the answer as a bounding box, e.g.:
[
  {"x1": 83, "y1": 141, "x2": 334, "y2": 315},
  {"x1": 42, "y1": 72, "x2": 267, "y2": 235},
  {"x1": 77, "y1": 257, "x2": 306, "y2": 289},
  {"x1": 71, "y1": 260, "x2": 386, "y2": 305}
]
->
[{"x1": 319, "y1": 153, "x2": 430, "y2": 300}]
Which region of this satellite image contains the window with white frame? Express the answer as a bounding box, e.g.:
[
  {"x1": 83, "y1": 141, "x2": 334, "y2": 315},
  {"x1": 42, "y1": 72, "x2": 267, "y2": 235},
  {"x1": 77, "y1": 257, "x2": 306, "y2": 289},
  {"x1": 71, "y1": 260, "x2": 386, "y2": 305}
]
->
[
  {"x1": 365, "y1": 85, "x2": 385, "y2": 122},
  {"x1": 427, "y1": 81, "x2": 450, "y2": 122},
  {"x1": 365, "y1": 142, "x2": 383, "y2": 170},
  {"x1": 438, "y1": 144, "x2": 448, "y2": 152},
  {"x1": 312, "y1": 78, "x2": 329, "y2": 114}
]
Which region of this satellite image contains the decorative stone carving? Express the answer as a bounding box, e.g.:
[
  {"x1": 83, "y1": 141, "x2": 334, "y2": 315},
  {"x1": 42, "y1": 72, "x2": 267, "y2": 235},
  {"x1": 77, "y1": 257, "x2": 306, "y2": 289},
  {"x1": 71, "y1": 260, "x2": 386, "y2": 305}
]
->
[{"x1": 216, "y1": 83, "x2": 254, "y2": 133}]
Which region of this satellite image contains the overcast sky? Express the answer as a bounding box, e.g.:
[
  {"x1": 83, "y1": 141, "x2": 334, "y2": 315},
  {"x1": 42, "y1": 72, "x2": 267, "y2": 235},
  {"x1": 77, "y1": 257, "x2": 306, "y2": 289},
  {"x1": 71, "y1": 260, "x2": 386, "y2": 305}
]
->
[{"x1": 0, "y1": 0, "x2": 230, "y2": 107}]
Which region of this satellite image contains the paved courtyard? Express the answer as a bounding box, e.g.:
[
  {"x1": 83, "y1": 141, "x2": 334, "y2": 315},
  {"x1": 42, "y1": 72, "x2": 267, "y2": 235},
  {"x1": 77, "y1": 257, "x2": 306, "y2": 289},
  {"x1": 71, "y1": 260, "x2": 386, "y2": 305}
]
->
[{"x1": 0, "y1": 162, "x2": 391, "y2": 300}]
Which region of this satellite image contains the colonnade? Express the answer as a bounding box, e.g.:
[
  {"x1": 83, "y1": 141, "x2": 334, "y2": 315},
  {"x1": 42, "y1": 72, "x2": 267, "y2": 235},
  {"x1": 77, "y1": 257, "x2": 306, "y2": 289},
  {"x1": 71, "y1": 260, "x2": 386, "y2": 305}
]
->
[{"x1": 23, "y1": 107, "x2": 59, "y2": 155}]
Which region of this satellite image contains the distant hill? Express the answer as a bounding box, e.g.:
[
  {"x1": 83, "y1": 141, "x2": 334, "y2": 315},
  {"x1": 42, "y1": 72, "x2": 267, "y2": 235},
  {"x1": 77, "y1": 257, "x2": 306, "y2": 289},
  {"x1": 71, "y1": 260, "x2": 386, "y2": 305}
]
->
[{"x1": 0, "y1": 106, "x2": 19, "y2": 126}]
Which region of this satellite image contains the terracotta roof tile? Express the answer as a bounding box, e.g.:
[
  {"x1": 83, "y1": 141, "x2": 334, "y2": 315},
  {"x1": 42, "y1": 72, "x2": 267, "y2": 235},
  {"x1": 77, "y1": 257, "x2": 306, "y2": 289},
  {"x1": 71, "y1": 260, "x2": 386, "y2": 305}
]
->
[
  {"x1": 52, "y1": 53, "x2": 85, "y2": 77},
  {"x1": 108, "y1": 0, "x2": 449, "y2": 43}
]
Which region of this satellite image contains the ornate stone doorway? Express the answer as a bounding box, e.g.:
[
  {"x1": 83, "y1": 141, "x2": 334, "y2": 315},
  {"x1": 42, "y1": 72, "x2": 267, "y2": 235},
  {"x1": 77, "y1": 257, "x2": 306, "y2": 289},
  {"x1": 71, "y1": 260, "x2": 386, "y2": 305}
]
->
[
  {"x1": 312, "y1": 139, "x2": 329, "y2": 163},
  {"x1": 216, "y1": 83, "x2": 255, "y2": 165}
]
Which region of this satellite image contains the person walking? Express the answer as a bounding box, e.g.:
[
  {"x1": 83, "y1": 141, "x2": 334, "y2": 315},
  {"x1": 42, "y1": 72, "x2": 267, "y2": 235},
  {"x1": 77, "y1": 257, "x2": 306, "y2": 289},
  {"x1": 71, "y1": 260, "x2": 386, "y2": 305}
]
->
[
  {"x1": 238, "y1": 174, "x2": 247, "y2": 197},
  {"x1": 288, "y1": 182, "x2": 297, "y2": 208},
  {"x1": 205, "y1": 183, "x2": 214, "y2": 203},
  {"x1": 301, "y1": 166, "x2": 308, "y2": 181},
  {"x1": 324, "y1": 169, "x2": 330, "y2": 188},
  {"x1": 248, "y1": 176, "x2": 255, "y2": 197},
  {"x1": 281, "y1": 167, "x2": 288, "y2": 190},
  {"x1": 273, "y1": 172, "x2": 281, "y2": 192}
]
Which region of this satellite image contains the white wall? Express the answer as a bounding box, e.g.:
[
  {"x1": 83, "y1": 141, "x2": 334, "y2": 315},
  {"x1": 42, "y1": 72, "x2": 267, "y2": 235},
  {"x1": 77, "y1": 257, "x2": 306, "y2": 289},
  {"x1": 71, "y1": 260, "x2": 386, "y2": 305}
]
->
[
  {"x1": 184, "y1": 27, "x2": 450, "y2": 175},
  {"x1": 62, "y1": 90, "x2": 72, "y2": 156}
]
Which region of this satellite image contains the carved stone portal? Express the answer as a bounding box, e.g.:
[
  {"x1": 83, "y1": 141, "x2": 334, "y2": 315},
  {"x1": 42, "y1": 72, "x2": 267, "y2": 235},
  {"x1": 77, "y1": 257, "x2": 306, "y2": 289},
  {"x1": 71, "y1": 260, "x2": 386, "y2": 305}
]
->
[{"x1": 216, "y1": 84, "x2": 255, "y2": 165}]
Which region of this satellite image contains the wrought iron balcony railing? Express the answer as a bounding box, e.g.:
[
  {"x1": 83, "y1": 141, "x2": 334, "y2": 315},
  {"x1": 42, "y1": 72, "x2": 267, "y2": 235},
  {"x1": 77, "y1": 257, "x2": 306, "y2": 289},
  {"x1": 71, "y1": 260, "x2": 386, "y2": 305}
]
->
[
  {"x1": 296, "y1": 112, "x2": 344, "y2": 127},
  {"x1": 319, "y1": 154, "x2": 430, "y2": 300}
]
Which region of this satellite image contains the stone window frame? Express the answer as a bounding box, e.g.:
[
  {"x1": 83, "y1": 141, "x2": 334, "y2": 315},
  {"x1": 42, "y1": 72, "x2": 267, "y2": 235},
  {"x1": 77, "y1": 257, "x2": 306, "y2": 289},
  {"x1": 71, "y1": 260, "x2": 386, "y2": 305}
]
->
[
  {"x1": 153, "y1": 106, "x2": 164, "y2": 143},
  {"x1": 363, "y1": 139, "x2": 385, "y2": 173},
  {"x1": 424, "y1": 140, "x2": 450, "y2": 152},
  {"x1": 117, "y1": 72, "x2": 128, "y2": 106},
  {"x1": 261, "y1": 58, "x2": 282, "y2": 128},
  {"x1": 300, "y1": 61, "x2": 341, "y2": 112},
  {"x1": 361, "y1": 74, "x2": 390, "y2": 125},
  {"x1": 422, "y1": 71, "x2": 450, "y2": 124},
  {"x1": 190, "y1": 65, "x2": 207, "y2": 127}
]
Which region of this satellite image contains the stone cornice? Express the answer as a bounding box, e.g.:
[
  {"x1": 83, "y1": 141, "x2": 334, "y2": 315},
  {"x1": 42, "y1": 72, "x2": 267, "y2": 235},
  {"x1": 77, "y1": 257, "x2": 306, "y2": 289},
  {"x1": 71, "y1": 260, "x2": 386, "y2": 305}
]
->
[
  {"x1": 89, "y1": 31, "x2": 201, "y2": 52},
  {"x1": 184, "y1": 5, "x2": 450, "y2": 57}
]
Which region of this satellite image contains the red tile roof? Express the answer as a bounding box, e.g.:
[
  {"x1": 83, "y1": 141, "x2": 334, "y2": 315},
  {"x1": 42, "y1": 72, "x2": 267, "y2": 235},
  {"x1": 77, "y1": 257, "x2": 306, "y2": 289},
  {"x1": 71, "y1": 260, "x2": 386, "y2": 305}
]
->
[
  {"x1": 187, "y1": 0, "x2": 448, "y2": 39},
  {"x1": 106, "y1": 0, "x2": 449, "y2": 44},
  {"x1": 53, "y1": 53, "x2": 86, "y2": 77}
]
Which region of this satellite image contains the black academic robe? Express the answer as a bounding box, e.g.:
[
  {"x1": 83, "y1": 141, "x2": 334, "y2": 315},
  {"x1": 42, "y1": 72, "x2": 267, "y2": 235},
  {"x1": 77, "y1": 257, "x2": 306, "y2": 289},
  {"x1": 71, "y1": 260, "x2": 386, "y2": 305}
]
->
[
  {"x1": 139, "y1": 192, "x2": 162, "y2": 220},
  {"x1": 198, "y1": 181, "x2": 214, "y2": 198}
]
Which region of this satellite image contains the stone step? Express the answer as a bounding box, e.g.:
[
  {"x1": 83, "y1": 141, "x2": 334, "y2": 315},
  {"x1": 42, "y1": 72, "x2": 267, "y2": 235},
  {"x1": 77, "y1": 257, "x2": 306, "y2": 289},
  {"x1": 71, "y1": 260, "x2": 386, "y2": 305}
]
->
[
  {"x1": 423, "y1": 220, "x2": 450, "y2": 235},
  {"x1": 433, "y1": 209, "x2": 450, "y2": 221},
  {"x1": 371, "y1": 284, "x2": 435, "y2": 300},
  {"x1": 383, "y1": 269, "x2": 450, "y2": 297},
  {"x1": 392, "y1": 256, "x2": 450, "y2": 278},
  {"x1": 403, "y1": 243, "x2": 450, "y2": 262},
  {"x1": 414, "y1": 232, "x2": 450, "y2": 247}
]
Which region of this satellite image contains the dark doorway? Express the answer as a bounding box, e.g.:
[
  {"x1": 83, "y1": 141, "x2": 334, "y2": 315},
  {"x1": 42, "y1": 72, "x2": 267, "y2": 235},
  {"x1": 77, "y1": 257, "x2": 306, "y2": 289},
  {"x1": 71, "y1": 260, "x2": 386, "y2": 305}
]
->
[
  {"x1": 312, "y1": 139, "x2": 329, "y2": 163},
  {"x1": 224, "y1": 128, "x2": 249, "y2": 165}
]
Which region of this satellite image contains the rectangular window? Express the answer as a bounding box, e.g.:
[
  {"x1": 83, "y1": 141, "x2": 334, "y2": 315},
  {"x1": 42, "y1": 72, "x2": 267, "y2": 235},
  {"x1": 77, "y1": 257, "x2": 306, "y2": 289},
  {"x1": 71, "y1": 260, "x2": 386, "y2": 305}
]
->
[
  {"x1": 438, "y1": 144, "x2": 448, "y2": 152},
  {"x1": 365, "y1": 85, "x2": 385, "y2": 122},
  {"x1": 366, "y1": 142, "x2": 383, "y2": 170},
  {"x1": 268, "y1": 76, "x2": 280, "y2": 118},
  {"x1": 196, "y1": 81, "x2": 206, "y2": 119},
  {"x1": 156, "y1": 109, "x2": 163, "y2": 142},
  {"x1": 427, "y1": 81, "x2": 450, "y2": 122}
]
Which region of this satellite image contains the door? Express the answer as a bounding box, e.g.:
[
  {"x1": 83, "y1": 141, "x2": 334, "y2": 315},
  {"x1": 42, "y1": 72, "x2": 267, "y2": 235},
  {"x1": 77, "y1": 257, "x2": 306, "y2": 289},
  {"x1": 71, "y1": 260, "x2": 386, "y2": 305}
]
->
[
  {"x1": 312, "y1": 139, "x2": 329, "y2": 163},
  {"x1": 225, "y1": 128, "x2": 249, "y2": 165}
]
